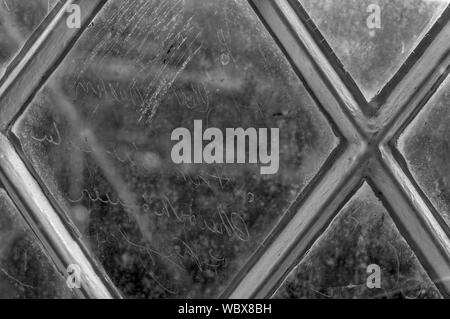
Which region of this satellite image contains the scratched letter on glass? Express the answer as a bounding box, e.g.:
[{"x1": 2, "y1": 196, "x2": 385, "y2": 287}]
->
[{"x1": 13, "y1": 0, "x2": 338, "y2": 298}]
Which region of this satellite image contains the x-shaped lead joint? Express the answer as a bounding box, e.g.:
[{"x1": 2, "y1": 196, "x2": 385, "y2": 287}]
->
[{"x1": 226, "y1": 0, "x2": 450, "y2": 298}]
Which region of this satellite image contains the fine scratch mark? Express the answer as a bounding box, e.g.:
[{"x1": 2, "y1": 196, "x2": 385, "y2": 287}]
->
[
  {"x1": 139, "y1": 44, "x2": 202, "y2": 124},
  {"x1": 0, "y1": 266, "x2": 36, "y2": 290}
]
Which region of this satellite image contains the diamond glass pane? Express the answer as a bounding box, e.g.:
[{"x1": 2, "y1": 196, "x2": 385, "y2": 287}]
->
[
  {"x1": 0, "y1": 0, "x2": 60, "y2": 79},
  {"x1": 12, "y1": 0, "x2": 338, "y2": 298},
  {"x1": 399, "y1": 76, "x2": 450, "y2": 228},
  {"x1": 299, "y1": 0, "x2": 449, "y2": 102},
  {"x1": 274, "y1": 183, "x2": 441, "y2": 299},
  {"x1": 0, "y1": 188, "x2": 74, "y2": 298}
]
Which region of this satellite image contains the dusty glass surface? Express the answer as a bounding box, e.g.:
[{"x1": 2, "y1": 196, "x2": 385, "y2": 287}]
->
[
  {"x1": 13, "y1": 0, "x2": 338, "y2": 298},
  {"x1": 0, "y1": 0, "x2": 59, "y2": 79},
  {"x1": 399, "y1": 76, "x2": 450, "y2": 228},
  {"x1": 274, "y1": 183, "x2": 441, "y2": 299},
  {"x1": 0, "y1": 189, "x2": 74, "y2": 299},
  {"x1": 299, "y1": 0, "x2": 449, "y2": 101}
]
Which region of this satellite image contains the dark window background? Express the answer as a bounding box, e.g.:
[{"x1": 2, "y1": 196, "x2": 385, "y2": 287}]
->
[{"x1": 0, "y1": 0, "x2": 448, "y2": 299}]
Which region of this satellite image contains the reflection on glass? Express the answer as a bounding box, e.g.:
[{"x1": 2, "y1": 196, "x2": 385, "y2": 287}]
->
[
  {"x1": 399, "y1": 76, "x2": 450, "y2": 228},
  {"x1": 13, "y1": 0, "x2": 338, "y2": 298},
  {"x1": 0, "y1": 0, "x2": 59, "y2": 79},
  {"x1": 0, "y1": 189, "x2": 73, "y2": 298},
  {"x1": 274, "y1": 183, "x2": 441, "y2": 299},
  {"x1": 299, "y1": 0, "x2": 449, "y2": 101}
]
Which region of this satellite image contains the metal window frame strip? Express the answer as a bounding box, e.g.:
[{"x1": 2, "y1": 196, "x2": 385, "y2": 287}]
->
[{"x1": 0, "y1": 0, "x2": 120, "y2": 299}]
